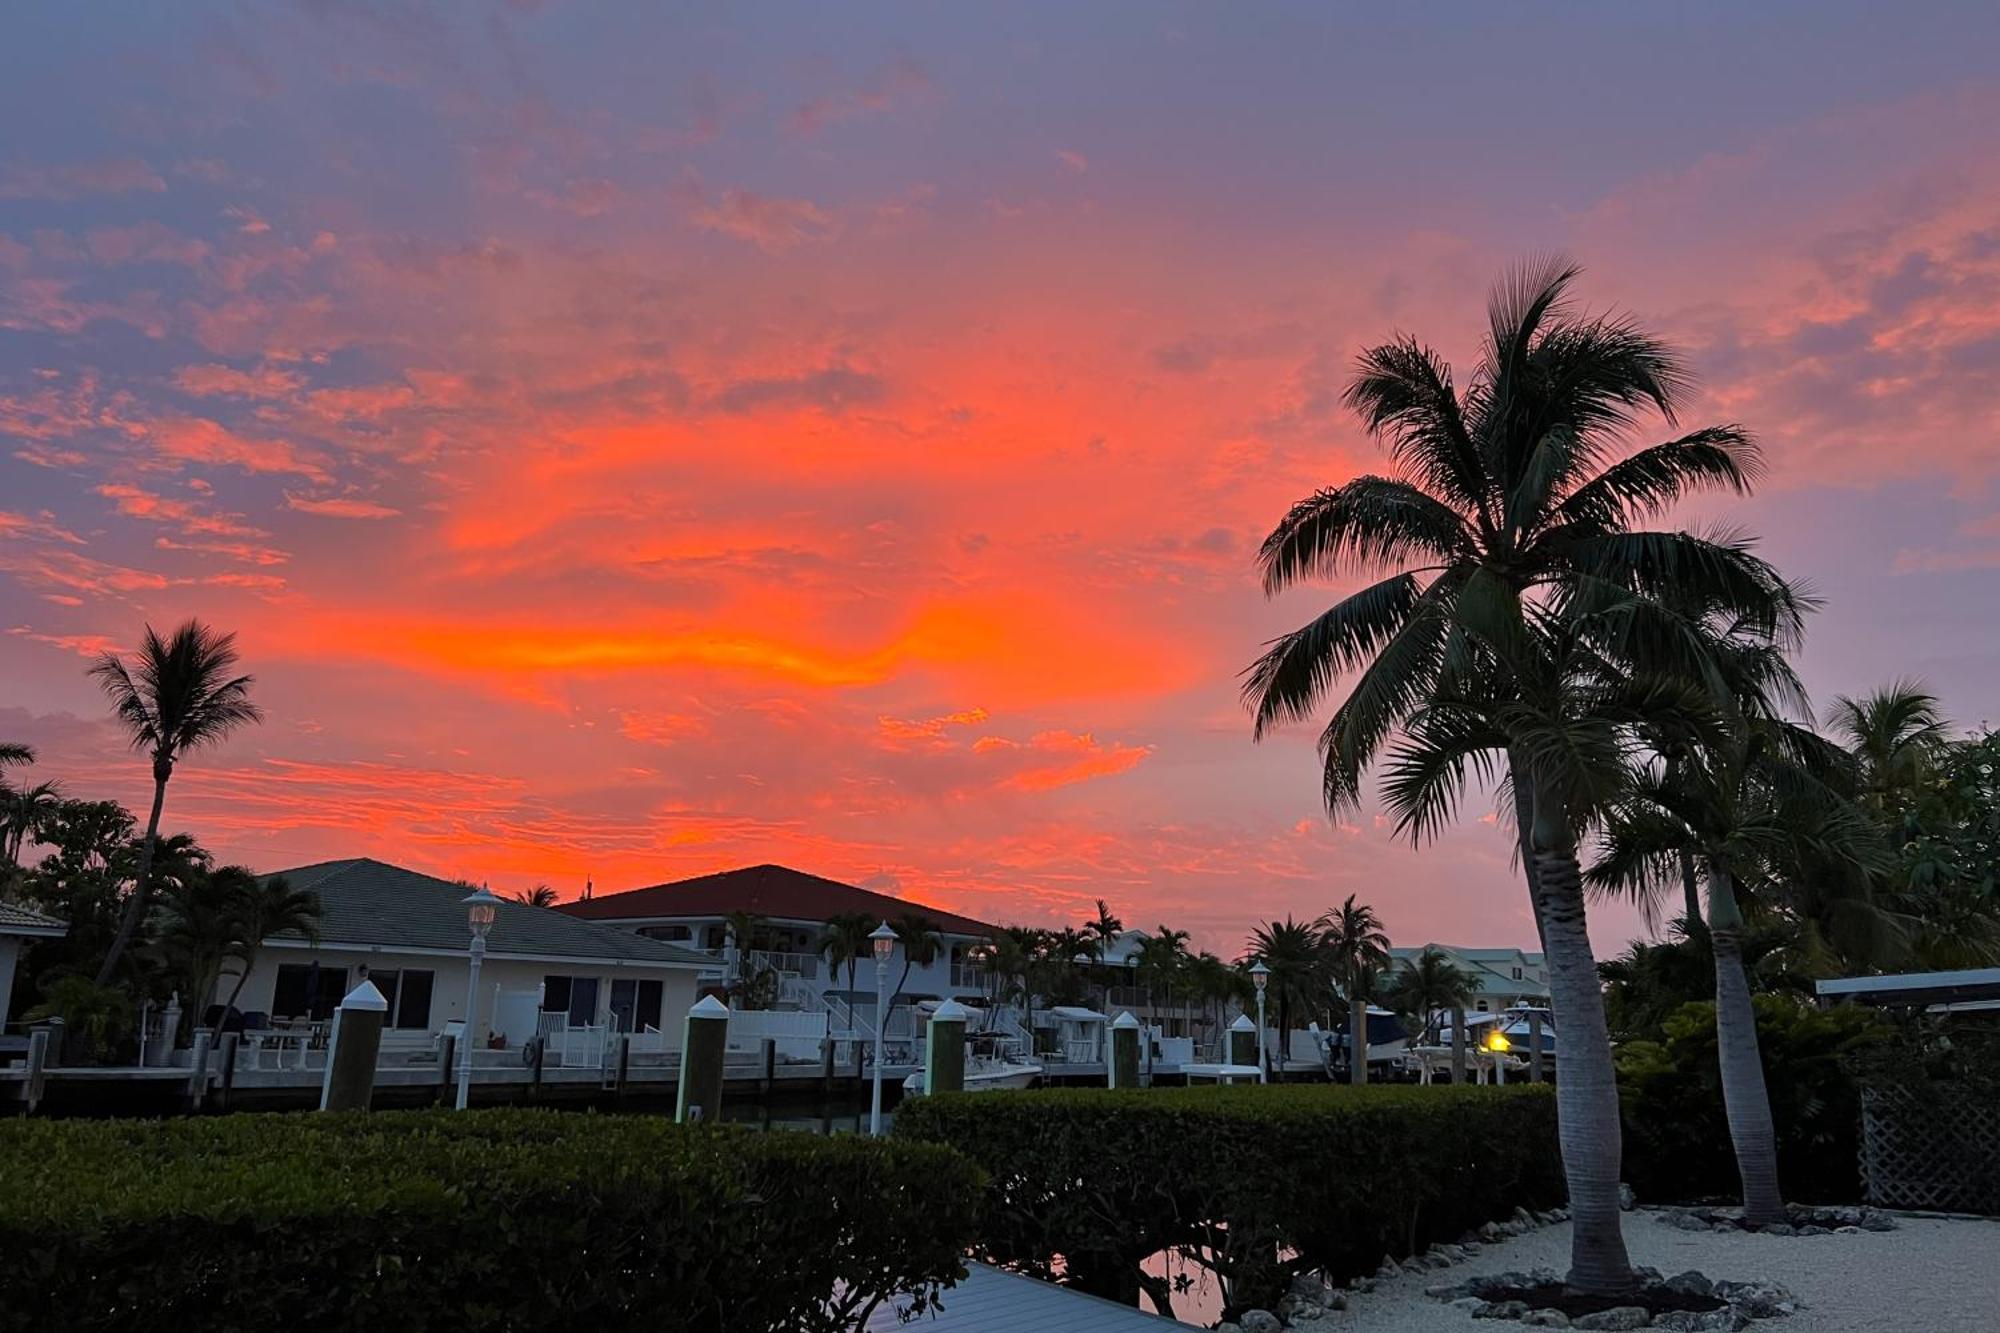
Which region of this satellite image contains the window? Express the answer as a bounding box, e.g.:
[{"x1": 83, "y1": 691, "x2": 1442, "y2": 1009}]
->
[
  {"x1": 609, "y1": 978, "x2": 665, "y2": 1033},
  {"x1": 394, "y1": 970, "x2": 434, "y2": 1029},
  {"x1": 542, "y1": 975, "x2": 601, "y2": 1026},
  {"x1": 272, "y1": 963, "x2": 348, "y2": 1021},
  {"x1": 1476, "y1": 1000, "x2": 1490, "y2": 1012},
  {"x1": 1511, "y1": 966, "x2": 1523, "y2": 981},
  {"x1": 639, "y1": 924, "x2": 692, "y2": 942}
]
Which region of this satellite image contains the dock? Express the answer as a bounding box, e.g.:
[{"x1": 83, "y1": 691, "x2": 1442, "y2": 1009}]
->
[{"x1": 866, "y1": 1263, "x2": 1180, "y2": 1331}]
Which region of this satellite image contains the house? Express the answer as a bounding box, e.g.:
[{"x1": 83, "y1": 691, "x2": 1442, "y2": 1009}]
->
[
  {"x1": 1, "y1": 902, "x2": 66, "y2": 1032},
  {"x1": 557, "y1": 863, "x2": 1002, "y2": 1028},
  {"x1": 229, "y1": 859, "x2": 711, "y2": 1043},
  {"x1": 1388, "y1": 943, "x2": 1550, "y2": 1013}
]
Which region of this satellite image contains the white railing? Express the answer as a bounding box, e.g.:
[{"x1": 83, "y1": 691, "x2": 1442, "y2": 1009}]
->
[
  {"x1": 725, "y1": 1008, "x2": 828, "y2": 1060},
  {"x1": 746, "y1": 949, "x2": 820, "y2": 980},
  {"x1": 948, "y1": 964, "x2": 990, "y2": 990}
]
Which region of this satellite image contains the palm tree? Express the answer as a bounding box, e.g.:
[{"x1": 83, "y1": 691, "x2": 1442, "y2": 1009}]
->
[
  {"x1": 818, "y1": 911, "x2": 877, "y2": 1030},
  {"x1": 1321, "y1": 895, "x2": 1391, "y2": 1083},
  {"x1": 89, "y1": 622, "x2": 262, "y2": 983},
  {"x1": 2, "y1": 780, "x2": 62, "y2": 866},
  {"x1": 1830, "y1": 682, "x2": 1949, "y2": 818},
  {"x1": 512, "y1": 883, "x2": 560, "y2": 908},
  {"x1": 1385, "y1": 946, "x2": 1477, "y2": 1047},
  {"x1": 1136, "y1": 925, "x2": 1190, "y2": 1031},
  {"x1": 985, "y1": 927, "x2": 1047, "y2": 1048},
  {"x1": 221, "y1": 873, "x2": 321, "y2": 1011},
  {"x1": 1244, "y1": 916, "x2": 1330, "y2": 1066},
  {"x1": 889, "y1": 912, "x2": 944, "y2": 1022},
  {"x1": 1244, "y1": 261, "x2": 1801, "y2": 1296},
  {"x1": 0, "y1": 742, "x2": 32, "y2": 768},
  {"x1": 158, "y1": 866, "x2": 252, "y2": 1013}
]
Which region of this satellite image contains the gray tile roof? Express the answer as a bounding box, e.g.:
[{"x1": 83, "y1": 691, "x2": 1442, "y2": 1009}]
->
[
  {"x1": 0, "y1": 901, "x2": 66, "y2": 936},
  {"x1": 261, "y1": 858, "x2": 712, "y2": 968}
]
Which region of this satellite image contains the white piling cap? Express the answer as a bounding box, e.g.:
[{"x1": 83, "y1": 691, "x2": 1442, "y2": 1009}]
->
[
  {"x1": 931, "y1": 998, "x2": 970, "y2": 1022},
  {"x1": 339, "y1": 979, "x2": 388, "y2": 1012},
  {"x1": 689, "y1": 994, "x2": 730, "y2": 1018},
  {"x1": 1230, "y1": 1014, "x2": 1256, "y2": 1031},
  {"x1": 1111, "y1": 1011, "x2": 1140, "y2": 1029}
]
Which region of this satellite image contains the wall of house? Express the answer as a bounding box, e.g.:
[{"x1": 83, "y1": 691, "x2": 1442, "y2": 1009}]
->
[{"x1": 227, "y1": 946, "x2": 701, "y2": 1040}]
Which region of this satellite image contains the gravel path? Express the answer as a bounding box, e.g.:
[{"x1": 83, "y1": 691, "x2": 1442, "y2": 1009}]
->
[{"x1": 1329, "y1": 1211, "x2": 2000, "y2": 1332}]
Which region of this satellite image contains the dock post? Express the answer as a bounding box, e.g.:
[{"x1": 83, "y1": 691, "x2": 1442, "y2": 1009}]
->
[
  {"x1": 216, "y1": 1032, "x2": 240, "y2": 1110},
  {"x1": 613, "y1": 1034, "x2": 631, "y2": 1097},
  {"x1": 820, "y1": 1034, "x2": 834, "y2": 1095},
  {"x1": 157, "y1": 992, "x2": 183, "y2": 1066},
  {"x1": 24, "y1": 1027, "x2": 49, "y2": 1114},
  {"x1": 924, "y1": 999, "x2": 969, "y2": 1095},
  {"x1": 676, "y1": 995, "x2": 729, "y2": 1124},
  {"x1": 1528, "y1": 1012, "x2": 1544, "y2": 1083},
  {"x1": 435, "y1": 1034, "x2": 457, "y2": 1106},
  {"x1": 1228, "y1": 1014, "x2": 1257, "y2": 1071},
  {"x1": 321, "y1": 980, "x2": 388, "y2": 1112},
  {"x1": 760, "y1": 1037, "x2": 776, "y2": 1095},
  {"x1": 1108, "y1": 1012, "x2": 1141, "y2": 1089},
  {"x1": 186, "y1": 1029, "x2": 213, "y2": 1113},
  {"x1": 1450, "y1": 1006, "x2": 1467, "y2": 1084}
]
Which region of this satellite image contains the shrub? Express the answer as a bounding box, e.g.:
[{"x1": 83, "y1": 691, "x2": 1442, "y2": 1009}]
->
[
  {"x1": 1616, "y1": 996, "x2": 1889, "y2": 1204},
  {"x1": 894, "y1": 1083, "x2": 1562, "y2": 1318},
  {"x1": 0, "y1": 1109, "x2": 983, "y2": 1333}
]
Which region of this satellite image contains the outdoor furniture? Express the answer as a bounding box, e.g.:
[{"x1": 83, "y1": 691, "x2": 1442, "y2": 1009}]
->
[{"x1": 246, "y1": 1019, "x2": 323, "y2": 1070}]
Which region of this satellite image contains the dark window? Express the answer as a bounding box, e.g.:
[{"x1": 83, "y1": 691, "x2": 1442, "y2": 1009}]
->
[
  {"x1": 363, "y1": 968, "x2": 400, "y2": 1016},
  {"x1": 610, "y1": 978, "x2": 666, "y2": 1033},
  {"x1": 567, "y1": 976, "x2": 600, "y2": 1026},
  {"x1": 395, "y1": 970, "x2": 434, "y2": 1029},
  {"x1": 542, "y1": 975, "x2": 572, "y2": 1014},
  {"x1": 272, "y1": 963, "x2": 348, "y2": 1021},
  {"x1": 639, "y1": 924, "x2": 691, "y2": 942}
]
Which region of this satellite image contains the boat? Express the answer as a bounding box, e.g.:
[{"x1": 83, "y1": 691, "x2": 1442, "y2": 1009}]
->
[{"x1": 901, "y1": 1032, "x2": 1042, "y2": 1095}]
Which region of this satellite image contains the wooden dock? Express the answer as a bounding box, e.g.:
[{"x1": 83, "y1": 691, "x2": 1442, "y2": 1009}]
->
[{"x1": 866, "y1": 1263, "x2": 1181, "y2": 1331}]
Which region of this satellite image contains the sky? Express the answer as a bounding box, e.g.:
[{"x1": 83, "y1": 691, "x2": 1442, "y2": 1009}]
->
[{"x1": 3, "y1": 3, "x2": 1998, "y2": 958}]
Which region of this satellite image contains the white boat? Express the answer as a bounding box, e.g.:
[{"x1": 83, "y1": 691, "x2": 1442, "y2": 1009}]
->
[{"x1": 901, "y1": 1032, "x2": 1043, "y2": 1095}]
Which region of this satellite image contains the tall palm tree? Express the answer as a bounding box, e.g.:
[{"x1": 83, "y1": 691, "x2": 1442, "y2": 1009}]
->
[
  {"x1": 1829, "y1": 682, "x2": 1949, "y2": 824},
  {"x1": 889, "y1": 912, "x2": 944, "y2": 1022},
  {"x1": 1321, "y1": 895, "x2": 1391, "y2": 1083},
  {"x1": 1136, "y1": 925, "x2": 1190, "y2": 1031},
  {"x1": 1384, "y1": 946, "x2": 1478, "y2": 1047},
  {"x1": 512, "y1": 883, "x2": 560, "y2": 908},
  {"x1": 1244, "y1": 916, "x2": 1330, "y2": 1065},
  {"x1": 221, "y1": 873, "x2": 321, "y2": 1011},
  {"x1": 89, "y1": 621, "x2": 262, "y2": 983},
  {"x1": 1244, "y1": 261, "x2": 1800, "y2": 1296}
]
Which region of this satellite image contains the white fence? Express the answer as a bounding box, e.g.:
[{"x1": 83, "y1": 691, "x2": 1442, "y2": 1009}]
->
[{"x1": 725, "y1": 1008, "x2": 828, "y2": 1061}]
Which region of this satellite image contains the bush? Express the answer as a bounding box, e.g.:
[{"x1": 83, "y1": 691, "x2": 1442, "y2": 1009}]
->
[
  {"x1": 894, "y1": 1083, "x2": 1562, "y2": 1317},
  {"x1": 0, "y1": 1109, "x2": 983, "y2": 1333},
  {"x1": 1616, "y1": 996, "x2": 1888, "y2": 1205}
]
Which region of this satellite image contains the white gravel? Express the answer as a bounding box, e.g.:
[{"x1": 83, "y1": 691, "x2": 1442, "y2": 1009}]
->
[{"x1": 1327, "y1": 1211, "x2": 2000, "y2": 1333}]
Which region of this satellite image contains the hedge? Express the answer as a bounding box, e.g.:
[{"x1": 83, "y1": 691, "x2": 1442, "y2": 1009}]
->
[
  {"x1": 894, "y1": 1083, "x2": 1562, "y2": 1317},
  {"x1": 0, "y1": 1109, "x2": 984, "y2": 1333}
]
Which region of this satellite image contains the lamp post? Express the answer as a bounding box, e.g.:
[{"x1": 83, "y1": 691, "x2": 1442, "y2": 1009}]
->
[
  {"x1": 456, "y1": 886, "x2": 501, "y2": 1110},
  {"x1": 1248, "y1": 961, "x2": 1270, "y2": 1083},
  {"x1": 1126, "y1": 953, "x2": 1146, "y2": 1078},
  {"x1": 869, "y1": 920, "x2": 897, "y2": 1135}
]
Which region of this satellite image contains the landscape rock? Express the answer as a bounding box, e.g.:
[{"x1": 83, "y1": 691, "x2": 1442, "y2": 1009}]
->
[
  {"x1": 1652, "y1": 1311, "x2": 1749, "y2": 1332},
  {"x1": 1452, "y1": 1297, "x2": 1492, "y2": 1313},
  {"x1": 1239, "y1": 1310, "x2": 1282, "y2": 1333},
  {"x1": 1834, "y1": 1225, "x2": 1863, "y2": 1235},
  {"x1": 1619, "y1": 1182, "x2": 1637, "y2": 1210},
  {"x1": 1476, "y1": 1301, "x2": 1529, "y2": 1320},
  {"x1": 1711, "y1": 1278, "x2": 1798, "y2": 1319},
  {"x1": 1858, "y1": 1214, "x2": 1897, "y2": 1232},
  {"x1": 1573, "y1": 1308, "x2": 1651, "y2": 1331},
  {"x1": 1655, "y1": 1270, "x2": 1713, "y2": 1298},
  {"x1": 1429, "y1": 1281, "x2": 1475, "y2": 1300},
  {"x1": 1520, "y1": 1312, "x2": 1571, "y2": 1328},
  {"x1": 1664, "y1": 1211, "x2": 1712, "y2": 1232},
  {"x1": 1797, "y1": 1225, "x2": 1829, "y2": 1236},
  {"x1": 1479, "y1": 1221, "x2": 1504, "y2": 1241}
]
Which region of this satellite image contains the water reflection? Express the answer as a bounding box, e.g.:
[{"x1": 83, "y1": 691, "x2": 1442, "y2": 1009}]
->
[{"x1": 716, "y1": 1095, "x2": 887, "y2": 1136}]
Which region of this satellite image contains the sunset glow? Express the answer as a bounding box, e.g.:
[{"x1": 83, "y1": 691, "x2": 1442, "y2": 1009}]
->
[{"x1": 4, "y1": 5, "x2": 1998, "y2": 951}]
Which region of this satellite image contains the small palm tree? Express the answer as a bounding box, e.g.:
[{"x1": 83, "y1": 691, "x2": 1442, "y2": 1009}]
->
[
  {"x1": 158, "y1": 866, "x2": 251, "y2": 1013},
  {"x1": 1136, "y1": 925, "x2": 1190, "y2": 1031},
  {"x1": 1385, "y1": 946, "x2": 1478, "y2": 1046},
  {"x1": 2, "y1": 780, "x2": 62, "y2": 867},
  {"x1": 89, "y1": 621, "x2": 262, "y2": 983},
  {"x1": 221, "y1": 873, "x2": 321, "y2": 1011},
  {"x1": 512, "y1": 883, "x2": 560, "y2": 908},
  {"x1": 1322, "y1": 895, "x2": 1392, "y2": 1083},
  {"x1": 889, "y1": 913, "x2": 944, "y2": 1024},
  {"x1": 1244, "y1": 916, "x2": 1330, "y2": 1065},
  {"x1": 818, "y1": 912, "x2": 877, "y2": 1029},
  {"x1": 1830, "y1": 682, "x2": 1949, "y2": 824}
]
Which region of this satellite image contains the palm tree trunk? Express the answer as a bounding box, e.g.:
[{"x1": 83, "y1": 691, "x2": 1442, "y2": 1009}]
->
[
  {"x1": 1508, "y1": 747, "x2": 1552, "y2": 953},
  {"x1": 1348, "y1": 968, "x2": 1367, "y2": 1085},
  {"x1": 1531, "y1": 841, "x2": 1636, "y2": 1297},
  {"x1": 1679, "y1": 852, "x2": 1703, "y2": 933},
  {"x1": 223, "y1": 947, "x2": 257, "y2": 1012},
  {"x1": 1707, "y1": 862, "x2": 1786, "y2": 1225},
  {"x1": 95, "y1": 761, "x2": 170, "y2": 985}
]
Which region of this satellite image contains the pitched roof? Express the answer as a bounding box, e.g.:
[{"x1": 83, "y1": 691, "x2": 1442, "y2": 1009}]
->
[
  {"x1": 559, "y1": 863, "x2": 999, "y2": 937},
  {"x1": 261, "y1": 858, "x2": 712, "y2": 967},
  {"x1": 0, "y1": 901, "x2": 66, "y2": 937}
]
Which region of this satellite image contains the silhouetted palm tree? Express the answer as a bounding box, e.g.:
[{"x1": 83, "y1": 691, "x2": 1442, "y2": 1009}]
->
[
  {"x1": 1244, "y1": 260, "x2": 1801, "y2": 1296},
  {"x1": 512, "y1": 883, "x2": 560, "y2": 908},
  {"x1": 1384, "y1": 947, "x2": 1478, "y2": 1046},
  {"x1": 818, "y1": 912, "x2": 877, "y2": 1029},
  {"x1": 90, "y1": 622, "x2": 261, "y2": 983},
  {"x1": 1244, "y1": 916, "x2": 1330, "y2": 1066},
  {"x1": 889, "y1": 912, "x2": 944, "y2": 1021},
  {"x1": 2, "y1": 780, "x2": 61, "y2": 867},
  {"x1": 1830, "y1": 682, "x2": 1949, "y2": 824},
  {"x1": 1322, "y1": 895, "x2": 1391, "y2": 1083},
  {"x1": 221, "y1": 873, "x2": 321, "y2": 1011}
]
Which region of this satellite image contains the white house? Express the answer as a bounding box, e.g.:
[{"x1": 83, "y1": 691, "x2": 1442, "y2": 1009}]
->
[
  {"x1": 229, "y1": 859, "x2": 711, "y2": 1044},
  {"x1": 1, "y1": 902, "x2": 66, "y2": 1032},
  {"x1": 559, "y1": 863, "x2": 1002, "y2": 1035},
  {"x1": 1388, "y1": 943, "x2": 1550, "y2": 1012}
]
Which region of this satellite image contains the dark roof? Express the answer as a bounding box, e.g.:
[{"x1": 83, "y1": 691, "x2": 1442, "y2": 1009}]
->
[
  {"x1": 559, "y1": 863, "x2": 999, "y2": 937},
  {"x1": 261, "y1": 859, "x2": 712, "y2": 967},
  {"x1": 0, "y1": 901, "x2": 66, "y2": 936}
]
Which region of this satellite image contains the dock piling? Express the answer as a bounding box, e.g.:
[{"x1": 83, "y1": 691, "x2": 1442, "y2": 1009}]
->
[
  {"x1": 924, "y1": 999, "x2": 969, "y2": 1095},
  {"x1": 24, "y1": 1027, "x2": 49, "y2": 1114},
  {"x1": 435, "y1": 1033, "x2": 456, "y2": 1105},
  {"x1": 186, "y1": 1029, "x2": 213, "y2": 1112},
  {"x1": 1228, "y1": 1013, "x2": 1257, "y2": 1070},
  {"x1": 676, "y1": 995, "x2": 729, "y2": 1123},
  {"x1": 216, "y1": 1032, "x2": 240, "y2": 1110},
  {"x1": 1450, "y1": 1006, "x2": 1467, "y2": 1084},
  {"x1": 321, "y1": 980, "x2": 388, "y2": 1112},
  {"x1": 1108, "y1": 1012, "x2": 1141, "y2": 1089},
  {"x1": 1528, "y1": 1011, "x2": 1545, "y2": 1083}
]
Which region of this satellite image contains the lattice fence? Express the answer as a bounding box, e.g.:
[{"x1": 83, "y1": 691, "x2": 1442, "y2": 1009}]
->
[{"x1": 1860, "y1": 1084, "x2": 2000, "y2": 1214}]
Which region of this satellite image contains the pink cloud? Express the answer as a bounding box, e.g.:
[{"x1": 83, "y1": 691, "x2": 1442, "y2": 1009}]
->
[
  {"x1": 284, "y1": 493, "x2": 402, "y2": 520},
  {"x1": 692, "y1": 189, "x2": 834, "y2": 252},
  {"x1": 0, "y1": 159, "x2": 165, "y2": 200}
]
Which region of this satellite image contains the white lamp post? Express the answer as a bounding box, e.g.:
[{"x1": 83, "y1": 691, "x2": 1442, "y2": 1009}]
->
[
  {"x1": 1126, "y1": 953, "x2": 1146, "y2": 1076},
  {"x1": 869, "y1": 920, "x2": 897, "y2": 1135},
  {"x1": 456, "y1": 886, "x2": 501, "y2": 1110},
  {"x1": 1248, "y1": 961, "x2": 1270, "y2": 1083}
]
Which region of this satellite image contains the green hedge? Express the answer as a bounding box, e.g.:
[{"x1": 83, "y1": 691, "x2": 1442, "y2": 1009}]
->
[
  {"x1": 894, "y1": 1083, "x2": 1562, "y2": 1317},
  {"x1": 1616, "y1": 997, "x2": 1888, "y2": 1204},
  {"x1": 0, "y1": 1109, "x2": 983, "y2": 1333}
]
